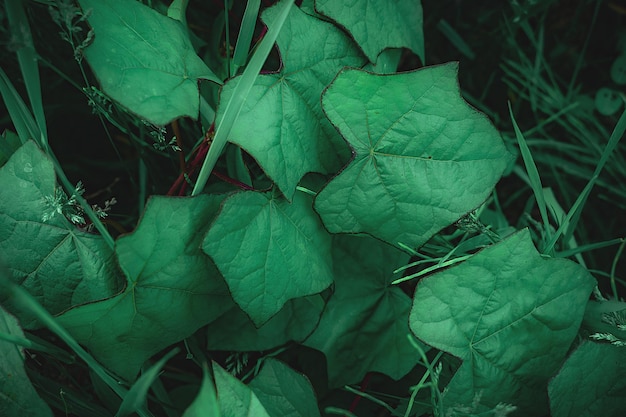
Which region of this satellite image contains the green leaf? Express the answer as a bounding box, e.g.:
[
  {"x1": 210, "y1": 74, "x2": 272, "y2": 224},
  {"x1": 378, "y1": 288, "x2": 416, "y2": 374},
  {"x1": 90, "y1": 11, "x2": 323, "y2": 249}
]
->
[
  {"x1": 77, "y1": 0, "x2": 221, "y2": 125},
  {"x1": 315, "y1": 0, "x2": 424, "y2": 63},
  {"x1": 217, "y1": 3, "x2": 366, "y2": 198},
  {"x1": 409, "y1": 229, "x2": 596, "y2": 416},
  {"x1": 57, "y1": 195, "x2": 230, "y2": 381},
  {"x1": 116, "y1": 348, "x2": 178, "y2": 417},
  {"x1": 548, "y1": 341, "x2": 626, "y2": 417},
  {"x1": 0, "y1": 130, "x2": 23, "y2": 167},
  {"x1": 206, "y1": 295, "x2": 323, "y2": 351},
  {"x1": 213, "y1": 362, "x2": 271, "y2": 417},
  {"x1": 315, "y1": 64, "x2": 511, "y2": 249},
  {"x1": 304, "y1": 235, "x2": 419, "y2": 388},
  {"x1": 0, "y1": 305, "x2": 53, "y2": 417},
  {"x1": 248, "y1": 358, "x2": 321, "y2": 417},
  {"x1": 203, "y1": 190, "x2": 333, "y2": 326},
  {"x1": 182, "y1": 366, "x2": 220, "y2": 417},
  {"x1": 0, "y1": 141, "x2": 122, "y2": 329}
]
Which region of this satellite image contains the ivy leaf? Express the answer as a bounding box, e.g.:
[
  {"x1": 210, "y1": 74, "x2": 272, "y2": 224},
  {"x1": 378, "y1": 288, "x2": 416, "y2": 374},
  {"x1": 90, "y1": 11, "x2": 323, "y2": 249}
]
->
[
  {"x1": 58, "y1": 195, "x2": 230, "y2": 381},
  {"x1": 0, "y1": 141, "x2": 122, "y2": 329},
  {"x1": 304, "y1": 235, "x2": 419, "y2": 388},
  {"x1": 206, "y1": 295, "x2": 324, "y2": 351},
  {"x1": 217, "y1": 3, "x2": 366, "y2": 199},
  {"x1": 315, "y1": 64, "x2": 511, "y2": 249},
  {"x1": 315, "y1": 0, "x2": 424, "y2": 63},
  {"x1": 0, "y1": 305, "x2": 53, "y2": 417},
  {"x1": 203, "y1": 190, "x2": 333, "y2": 326},
  {"x1": 249, "y1": 359, "x2": 321, "y2": 417},
  {"x1": 548, "y1": 341, "x2": 626, "y2": 417},
  {"x1": 77, "y1": 0, "x2": 220, "y2": 125},
  {"x1": 409, "y1": 229, "x2": 596, "y2": 415},
  {"x1": 213, "y1": 362, "x2": 271, "y2": 417}
]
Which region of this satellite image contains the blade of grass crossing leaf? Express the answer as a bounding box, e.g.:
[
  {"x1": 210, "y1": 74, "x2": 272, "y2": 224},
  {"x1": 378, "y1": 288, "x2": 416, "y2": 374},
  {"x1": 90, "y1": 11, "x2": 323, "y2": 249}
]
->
[
  {"x1": 544, "y1": 108, "x2": 626, "y2": 254},
  {"x1": 0, "y1": 68, "x2": 115, "y2": 249},
  {"x1": 0, "y1": 67, "x2": 41, "y2": 144},
  {"x1": 232, "y1": 0, "x2": 261, "y2": 75},
  {"x1": 436, "y1": 19, "x2": 475, "y2": 60},
  {"x1": 115, "y1": 348, "x2": 179, "y2": 417},
  {"x1": 192, "y1": 0, "x2": 295, "y2": 196},
  {"x1": 0, "y1": 279, "x2": 157, "y2": 417},
  {"x1": 4, "y1": 0, "x2": 48, "y2": 150},
  {"x1": 509, "y1": 102, "x2": 552, "y2": 250},
  {"x1": 543, "y1": 187, "x2": 585, "y2": 266}
]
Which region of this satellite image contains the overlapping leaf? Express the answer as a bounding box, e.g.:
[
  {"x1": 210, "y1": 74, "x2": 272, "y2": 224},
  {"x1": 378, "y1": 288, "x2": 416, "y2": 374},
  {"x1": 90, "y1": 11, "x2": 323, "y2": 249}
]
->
[
  {"x1": 78, "y1": 0, "x2": 220, "y2": 125},
  {"x1": 58, "y1": 195, "x2": 230, "y2": 381},
  {"x1": 249, "y1": 359, "x2": 321, "y2": 417},
  {"x1": 409, "y1": 229, "x2": 596, "y2": 416},
  {"x1": 206, "y1": 294, "x2": 323, "y2": 351},
  {"x1": 304, "y1": 235, "x2": 419, "y2": 387},
  {"x1": 315, "y1": 64, "x2": 511, "y2": 249},
  {"x1": 315, "y1": 0, "x2": 424, "y2": 63},
  {"x1": 0, "y1": 141, "x2": 122, "y2": 329},
  {"x1": 213, "y1": 362, "x2": 271, "y2": 417},
  {"x1": 548, "y1": 341, "x2": 626, "y2": 417},
  {"x1": 0, "y1": 305, "x2": 53, "y2": 417},
  {"x1": 216, "y1": 3, "x2": 366, "y2": 199},
  {"x1": 203, "y1": 190, "x2": 333, "y2": 326}
]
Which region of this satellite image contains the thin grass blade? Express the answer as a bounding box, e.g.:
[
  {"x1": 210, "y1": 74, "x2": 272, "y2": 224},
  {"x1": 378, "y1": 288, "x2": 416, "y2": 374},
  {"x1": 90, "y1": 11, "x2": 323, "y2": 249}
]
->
[
  {"x1": 544, "y1": 108, "x2": 626, "y2": 254},
  {"x1": 115, "y1": 348, "x2": 179, "y2": 417},
  {"x1": 232, "y1": 0, "x2": 261, "y2": 75},
  {"x1": 509, "y1": 102, "x2": 552, "y2": 248},
  {"x1": 192, "y1": 0, "x2": 295, "y2": 196},
  {"x1": 4, "y1": 0, "x2": 48, "y2": 149}
]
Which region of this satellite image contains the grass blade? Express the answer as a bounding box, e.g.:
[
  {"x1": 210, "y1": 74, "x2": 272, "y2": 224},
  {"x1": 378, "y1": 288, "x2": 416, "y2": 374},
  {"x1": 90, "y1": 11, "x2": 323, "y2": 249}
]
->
[
  {"x1": 544, "y1": 107, "x2": 626, "y2": 254},
  {"x1": 192, "y1": 0, "x2": 295, "y2": 196},
  {"x1": 4, "y1": 0, "x2": 48, "y2": 150},
  {"x1": 0, "y1": 274, "x2": 157, "y2": 416},
  {"x1": 115, "y1": 348, "x2": 179, "y2": 417},
  {"x1": 232, "y1": 0, "x2": 262, "y2": 75},
  {"x1": 508, "y1": 102, "x2": 552, "y2": 249},
  {"x1": 0, "y1": 67, "x2": 41, "y2": 144}
]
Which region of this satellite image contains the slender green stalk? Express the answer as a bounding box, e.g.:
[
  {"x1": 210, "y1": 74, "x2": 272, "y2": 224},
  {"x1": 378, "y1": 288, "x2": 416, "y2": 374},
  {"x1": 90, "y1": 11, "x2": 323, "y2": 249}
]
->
[
  {"x1": 509, "y1": 102, "x2": 552, "y2": 252},
  {"x1": 232, "y1": 0, "x2": 262, "y2": 76},
  {"x1": 543, "y1": 108, "x2": 626, "y2": 254},
  {"x1": 192, "y1": 0, "x2": 295, "y2": 196}
]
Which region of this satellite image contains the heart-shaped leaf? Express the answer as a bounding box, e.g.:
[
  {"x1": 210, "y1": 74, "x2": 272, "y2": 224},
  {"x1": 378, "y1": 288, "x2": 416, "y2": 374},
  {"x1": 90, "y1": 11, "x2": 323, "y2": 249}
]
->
[
  {"x1": 315, "y1": 63, "x2": 511, "y2": 249},
  {"x1": 0, "y1": 141, "x2": 122, "y2": 329},
  {"x1": 213, "y1": 362, "x2": 271, "y2": 417},
  {"x1": 216, "y1": 3, "x2": 366, "y2": 198},
  {"x1": 78, "y1": 0, "x2": 220, "y2": 125},
  {"x1": 304, "y1": 234, "x2": 420, "y2": 387},
  {"x1": 203, "y1": 190, "x2": 333, "y2": 326},
  {"x1": 548, "y1": 341, "x2": 626, "y2": 417},
  {"x1": 58, "y1": 195, "x2": 230, "y2": 381},
  {"x1": 315, "y1": 0, "x2": 424, "y2": 63},
  {"x1": 249, "y1": 359, "x2": 321, "y2": 417},
  {"x1": 409, "y1": 229, "x2": 596, "y2": 415}
]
